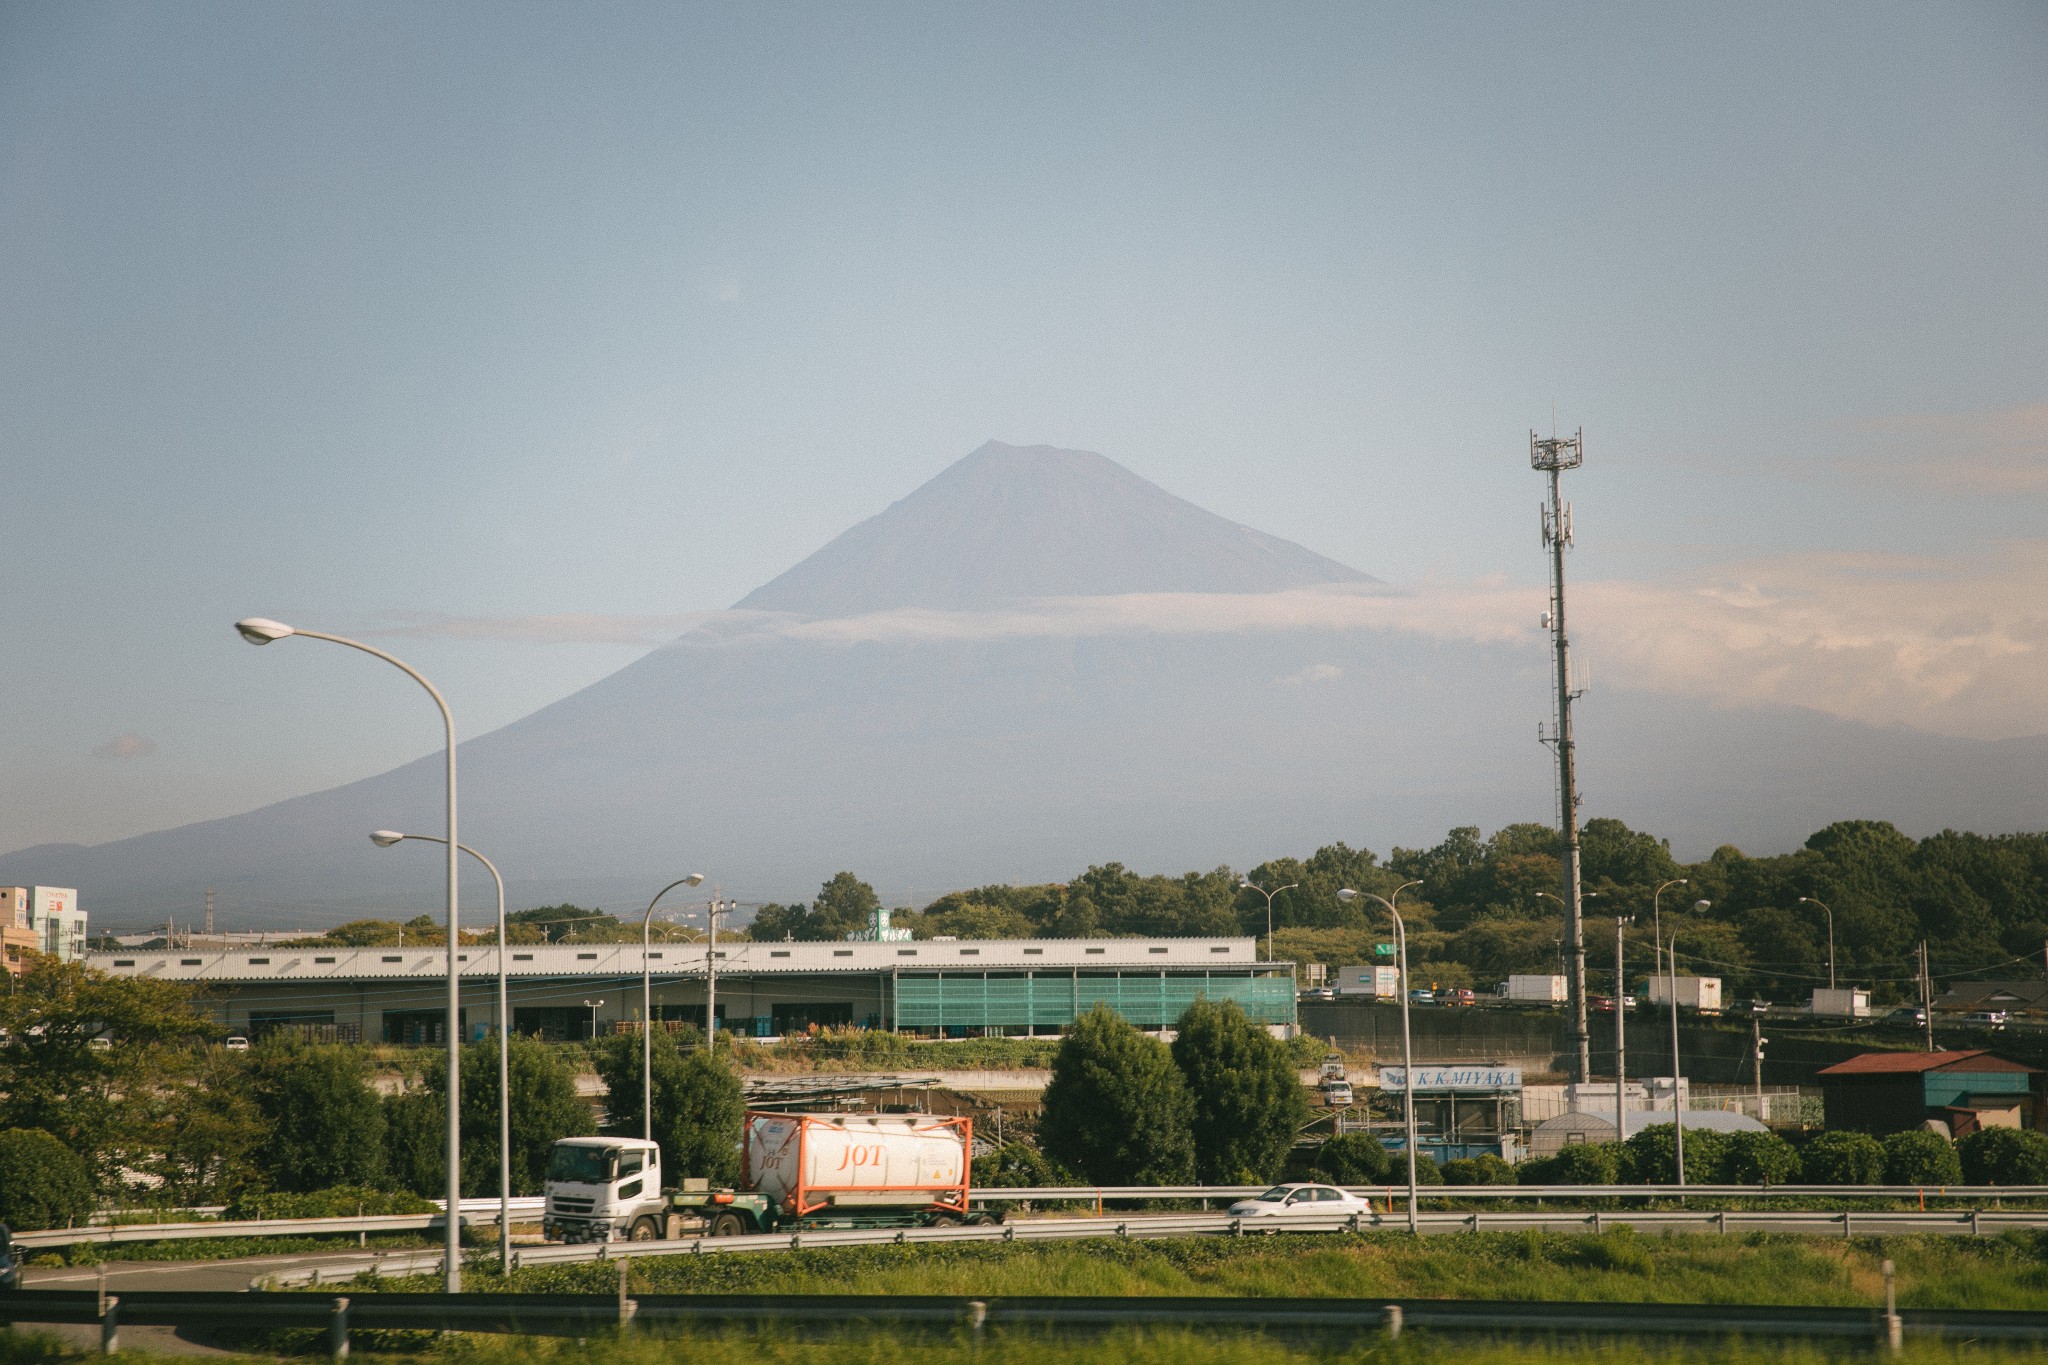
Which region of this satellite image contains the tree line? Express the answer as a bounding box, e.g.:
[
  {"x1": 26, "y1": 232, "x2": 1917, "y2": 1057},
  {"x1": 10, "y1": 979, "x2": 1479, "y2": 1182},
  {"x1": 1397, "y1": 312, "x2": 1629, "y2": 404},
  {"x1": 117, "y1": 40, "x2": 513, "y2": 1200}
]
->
[{"x1": 0, "y1": 958, "x2": 741, "y2": 1231}]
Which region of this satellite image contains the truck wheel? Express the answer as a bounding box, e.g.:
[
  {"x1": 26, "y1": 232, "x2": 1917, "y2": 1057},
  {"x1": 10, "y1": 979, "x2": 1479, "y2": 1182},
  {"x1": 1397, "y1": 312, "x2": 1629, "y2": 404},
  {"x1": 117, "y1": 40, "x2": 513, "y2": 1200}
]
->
[
  {"x1": 965, "y1": 1212, "x2": 998, "y2": 1226},
  {"x1": 709, "y1": 1212, "x2": 746, "y2": 1237},
  {"x1": 928, "y1": 1212, "x2": 961, "y2": 1227},
  {"x1": 629, "y1": 1216, "x2": 661, "y2": 1242}
]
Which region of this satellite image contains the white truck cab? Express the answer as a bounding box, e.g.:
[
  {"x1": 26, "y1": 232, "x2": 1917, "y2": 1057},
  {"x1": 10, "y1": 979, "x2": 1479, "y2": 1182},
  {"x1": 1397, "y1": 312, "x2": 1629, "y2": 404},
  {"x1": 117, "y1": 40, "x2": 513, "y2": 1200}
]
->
[{"x1": 543, "y1": 1136, "x2": 666, "y2": 1243}]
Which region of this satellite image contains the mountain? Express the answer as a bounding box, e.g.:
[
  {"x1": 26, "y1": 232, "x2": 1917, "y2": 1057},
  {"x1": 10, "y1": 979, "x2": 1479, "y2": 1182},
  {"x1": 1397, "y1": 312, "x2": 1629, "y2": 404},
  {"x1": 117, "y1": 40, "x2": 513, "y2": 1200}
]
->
[
  {"x1": 736, "y1": 440, "x2": 1371, "y2": 615},
  {"x1": 5, "y1": 441, "x2": 2043, "y2": 927}
]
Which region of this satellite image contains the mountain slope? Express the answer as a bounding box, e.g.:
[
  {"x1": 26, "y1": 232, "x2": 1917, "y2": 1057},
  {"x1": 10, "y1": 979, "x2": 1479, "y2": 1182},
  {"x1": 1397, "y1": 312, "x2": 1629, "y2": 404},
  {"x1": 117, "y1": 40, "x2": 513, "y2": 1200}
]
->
[
  {"x1": 735, "y1": 440, "x2": 1370, "y2": 616},
  {"x1": 3, "y1": 440, "x2": 2040, "y2": 926}
]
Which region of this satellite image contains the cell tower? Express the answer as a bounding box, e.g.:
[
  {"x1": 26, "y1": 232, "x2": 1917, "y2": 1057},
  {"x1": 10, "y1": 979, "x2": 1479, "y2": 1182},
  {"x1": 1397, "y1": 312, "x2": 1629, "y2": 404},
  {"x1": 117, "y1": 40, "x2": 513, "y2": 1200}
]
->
[{"x1": 1533, "y1": 429, "x2": 1590, "y2": 1085}]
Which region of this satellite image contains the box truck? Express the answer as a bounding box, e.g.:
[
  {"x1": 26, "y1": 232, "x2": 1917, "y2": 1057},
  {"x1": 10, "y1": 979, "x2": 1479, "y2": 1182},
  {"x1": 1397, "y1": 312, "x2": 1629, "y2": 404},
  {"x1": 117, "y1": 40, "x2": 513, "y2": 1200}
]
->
[
  {"x1": 1498, "y1": 975, "x2": 1568, "y2": 1004},
  {"x1": 543, "y1": 1111, "x2": 991, "y2": 1243},
  {"x1": 1646, "y1": 976, "x2": 1723, "y2": 1014}
]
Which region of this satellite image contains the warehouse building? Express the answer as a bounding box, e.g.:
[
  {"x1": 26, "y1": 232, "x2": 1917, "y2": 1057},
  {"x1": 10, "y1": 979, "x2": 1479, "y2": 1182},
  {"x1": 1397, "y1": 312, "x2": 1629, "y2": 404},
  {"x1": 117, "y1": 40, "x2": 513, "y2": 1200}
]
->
[
  {"x1": 1817, "y1": 1050, "x2": 2044, "y2": 1136},
  {"x1": 87, "y1": 937, "x2": 1296, "y2": 1043}
]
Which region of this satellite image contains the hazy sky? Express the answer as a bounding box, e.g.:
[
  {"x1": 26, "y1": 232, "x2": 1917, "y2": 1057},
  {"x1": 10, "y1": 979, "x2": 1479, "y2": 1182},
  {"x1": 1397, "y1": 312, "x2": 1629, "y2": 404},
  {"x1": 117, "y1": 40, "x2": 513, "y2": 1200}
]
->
[{"x1": 4, "y1": 1, "x2": 2045, "y2": 857}]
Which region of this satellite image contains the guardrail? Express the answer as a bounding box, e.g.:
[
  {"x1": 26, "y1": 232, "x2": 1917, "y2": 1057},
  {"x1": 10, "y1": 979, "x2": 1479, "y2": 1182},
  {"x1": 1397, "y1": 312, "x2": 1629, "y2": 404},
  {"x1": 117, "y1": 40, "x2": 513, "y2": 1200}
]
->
[
  {"x1": 20, "y1": 1186, "x2": 2045, "y2": 1252},
  {"x1": 10, "y1": 1286, "x2": 2048, "y2": 1354},
  {"x1": 256, "y1": 1206, "x2": 2048, "y2": 1288},
  {"x1": 15, "y1": 1199, "x2": 547, "y2": 1252}
]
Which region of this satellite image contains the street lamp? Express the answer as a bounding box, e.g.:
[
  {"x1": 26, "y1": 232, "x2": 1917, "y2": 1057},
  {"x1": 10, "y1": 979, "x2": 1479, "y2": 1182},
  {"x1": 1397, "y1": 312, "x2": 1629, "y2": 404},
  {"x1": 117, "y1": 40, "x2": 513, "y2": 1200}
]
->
[
  {"x1": 1239, "y1": 879, "x2": 1298, "y2": 963},
  {"x1": 1338, "y1": 880, "x2": 1423, "y2": 1233},
  {"x1": 237, "y1": 618, "x2": 463, "y2": 1293},
  {"x1": 1614, "y1": 914, "x2": 1633, "y2": 1147},
  {"x1": 641, "y1": 874, "x2": 706, "y2": 1145},
  {"x1": 585, "y1": 998, "x2": 604, "y2": 1039},
  {"x1": 1798, "y1": 897, "x2": 1836, "y2": 991},
  {"x1": 1667, "y1": 898, "x2": 1709, "y2": 1187},
  {"x1": 372, "y1": 830, "x2": 511, "y2": 1271}
]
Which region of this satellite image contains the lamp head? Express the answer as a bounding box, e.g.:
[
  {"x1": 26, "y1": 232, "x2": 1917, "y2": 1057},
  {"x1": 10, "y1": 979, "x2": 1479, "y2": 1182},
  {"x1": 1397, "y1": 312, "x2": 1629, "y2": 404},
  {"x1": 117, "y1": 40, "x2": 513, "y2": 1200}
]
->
[
  {"x1": 369, "y1": 830, "x2": 407, "y2": 848},
  {"x1": 1694, "y1": 899, "x2": 1712, "y2": 911},
  {"x1": 684, "y1": 873, "x2": 705, "y2": 887},
  {"x1": 235, "y1": 617, "x2": 294, "y2": 645},
  {"x1": 1336, "y1": 888, "x2": 1358, "y2": 902}
]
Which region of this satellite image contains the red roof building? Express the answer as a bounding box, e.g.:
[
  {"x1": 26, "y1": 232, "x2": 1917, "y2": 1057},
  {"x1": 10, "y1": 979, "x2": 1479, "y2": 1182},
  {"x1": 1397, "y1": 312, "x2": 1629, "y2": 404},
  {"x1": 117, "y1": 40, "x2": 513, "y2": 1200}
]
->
[{"x1": 1817, "y1": 1050, "x2": 2042, "y2": 1136}]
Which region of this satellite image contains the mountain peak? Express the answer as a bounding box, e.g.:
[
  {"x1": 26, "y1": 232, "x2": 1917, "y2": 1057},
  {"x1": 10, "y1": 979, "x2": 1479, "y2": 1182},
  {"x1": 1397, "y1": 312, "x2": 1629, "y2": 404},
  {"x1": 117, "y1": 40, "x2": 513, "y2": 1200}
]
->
[{"x1": 733, "y1": 440, "x2": 1370, "y2": 618}]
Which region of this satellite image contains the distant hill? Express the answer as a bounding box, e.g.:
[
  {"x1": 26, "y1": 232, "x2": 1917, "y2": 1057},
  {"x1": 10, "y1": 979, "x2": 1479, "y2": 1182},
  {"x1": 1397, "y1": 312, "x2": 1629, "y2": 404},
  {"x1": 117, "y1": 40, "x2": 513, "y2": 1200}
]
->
[{"x1": 5, "y1": 440, "x2": 2042, "y2": 928}]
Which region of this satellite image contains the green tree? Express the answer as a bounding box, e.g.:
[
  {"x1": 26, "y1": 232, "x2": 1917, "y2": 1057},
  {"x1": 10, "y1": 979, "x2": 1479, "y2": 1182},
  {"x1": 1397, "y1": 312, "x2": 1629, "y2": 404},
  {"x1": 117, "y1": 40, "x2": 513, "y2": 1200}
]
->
[
  {"x1": 381, "y1": 1080, "x2": 446, "y2": 1198},
  {"x1": 458, "y1": 1035, "x2": 593, "y2": 1196},
  {"x1": 0, "y1": 958, "x2": 217, "y2": 1190},
  {"x1": 1169, "y1": 997, "x2": 1309, "y2": 1184},
  {"x1": 592, "y1": 1031, "x2": 744, "y2": 1184},
  {"x1": 1622, "y1": 1124, "x2": 1729, "y2": 1184},
  {"x1": 1800, "y1": 1130, "x2": 1885, "y2": 1184},
  {"x1": 247, "y1": 1039, "x2": 386, "y2": 1192},
  {"x1": 1519, "y1": 1142, "x2": 1622, "y2": 1185},
  {"x1": 151, "y1": 1046, "x2": 268, "y2": 1205},
  {"x1": 1442, "y1": 1154, "x2": 1516, "y2": 1185},
  {"x1": 973, "y1": 1141, "x2": 1069, "y2": 1188},
  {"x1": 1310, "y1": 1134, "x2": 1392, "y2": 1184},
  {"x1": 1959, "y1": 1127, "x2": 2048, "y2": 1185},
  {"x1": 1716, "y1": 1131, "x2": 1802, "y2": 1184},
  {"x1": 1883, "y1": 1129, "x2": 1963, "y2": 1186},
  {"x1": 1039, "y1": 1004, "x2": 1195, "y2": 1184},
  {"x1": 0, "y1": 1128, "x2": 95, "y2": 1230}
]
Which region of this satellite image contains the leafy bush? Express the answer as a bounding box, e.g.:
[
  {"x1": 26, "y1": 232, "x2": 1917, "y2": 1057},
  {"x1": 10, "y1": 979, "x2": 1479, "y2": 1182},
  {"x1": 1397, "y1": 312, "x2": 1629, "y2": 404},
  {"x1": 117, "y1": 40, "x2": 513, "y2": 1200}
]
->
[
  {"x1": 1959, "y1": 1127, "x2": 2048, "y2": 1185},
  {"x1": 1621, "y1": 1124, "x2": 1728, "y2": 1184},
  {"x1": 0, "y1": 1128, "x2": 94, "y2": 1230},
  {"x1": 804, "y1": 1028, "x2": 911, "y2": 1067},
  {"x1": 1408, "y1": 1152, "x2": 1445, "y2": 1186},
  {"x1": 1800, "y1": 1130, "x2": 1885, "y2": 1184},
  {"x1": 1442, "y1": 1154, "x2": 1516, "y2": 1185},
  {"x1": 1716, "y1": 1131, "x2": 1802, "y2": 1184},
  {"x1": 1518, "y1": 1142, "x2": 1622, "y2": 1185},
  {"x1": 1882, "y1": 1129, "x2": 1962, "y2": 1186},
  {"x1": 973, "y1": 1141, "x2": 1074, "y2": 1188},
  {"x1": 1309, "y1": 1133, "x2": 1391, "y2": 1184},
  {"x1": 226, "y1": 1185, "x2": 436, "y2": 1220}
]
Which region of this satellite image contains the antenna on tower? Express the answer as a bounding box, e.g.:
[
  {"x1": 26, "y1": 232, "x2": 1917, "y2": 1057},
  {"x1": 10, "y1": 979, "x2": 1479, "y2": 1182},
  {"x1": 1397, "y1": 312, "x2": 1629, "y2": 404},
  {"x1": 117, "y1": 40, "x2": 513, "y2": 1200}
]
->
[{"x1": 1531, "y1": 427, "x2": 1590, "y2": 1085}]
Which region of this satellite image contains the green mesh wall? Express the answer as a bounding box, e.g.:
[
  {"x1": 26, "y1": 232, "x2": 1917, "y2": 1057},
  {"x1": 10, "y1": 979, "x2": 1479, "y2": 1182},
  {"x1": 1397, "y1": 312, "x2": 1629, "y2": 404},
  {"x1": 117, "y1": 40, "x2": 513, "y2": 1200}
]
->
[{"x1": 891, "y1": 972, "x2": 1297, "y2": 1030}]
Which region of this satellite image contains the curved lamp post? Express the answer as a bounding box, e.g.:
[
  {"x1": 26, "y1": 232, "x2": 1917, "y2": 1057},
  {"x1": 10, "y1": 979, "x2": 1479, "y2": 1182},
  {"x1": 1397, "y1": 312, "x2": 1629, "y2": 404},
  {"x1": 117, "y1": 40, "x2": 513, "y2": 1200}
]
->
[
  {"x1": 236, "y1": 617, "x2": 463, "y2": 1292},
  {"x1": 1338, "y1": 880, "x2": 1423, "y2": 1233},
  {"x1": 1667, "y1": 898, "x2": 1711, "y2": 1186},
  {"x1": 1239, "y1": 879, "x2": 1299, "y2": 963},
  {"x1": 373, "y1": 830, "x2": 510, "y2": 1271},
  {"x1": 641, "y1": 874, "x2": 706, "y2": 1145},
  {"x1": 1798, "y1": 896, "x2": 1836, "y2": 991}
]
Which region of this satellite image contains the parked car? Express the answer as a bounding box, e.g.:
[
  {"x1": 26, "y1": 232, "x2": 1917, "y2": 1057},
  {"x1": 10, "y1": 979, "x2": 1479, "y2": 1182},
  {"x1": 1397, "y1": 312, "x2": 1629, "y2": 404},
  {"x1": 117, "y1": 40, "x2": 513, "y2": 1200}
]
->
[
  {"x1": 0, "y1": 1224, "x2": 17, "y2": 1291},
  {"x1": 1408, "y1": 989, "x2": 1437, "y2": 1006},
  {"x1": 224, "y1": 1035, "x2": 250, "y2": 1051},
  {"x1": 1322, "y1": 1081, "x2": 1355, "y2": 1107},
  {"x1": 1884, "y1": 1006, "x2": 1928, "y2": 1028},
  {"x1": 1962, "y1": 1010, "x2": 2010, "y2": 1030},
  {"x1": 1227, "y1": 1183, "x2": 1376, "y2": 1222}
]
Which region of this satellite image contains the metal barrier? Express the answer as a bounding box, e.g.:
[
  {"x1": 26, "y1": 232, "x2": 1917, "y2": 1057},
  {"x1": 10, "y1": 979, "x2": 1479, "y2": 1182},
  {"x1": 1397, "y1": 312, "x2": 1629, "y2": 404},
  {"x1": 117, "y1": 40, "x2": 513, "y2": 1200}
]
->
[
  {"x1": 17, "y1": 1199, "x2": 547, "y2": 1251},
  {"x1": 7, "y1": 1287, "x2": 2048, "y2": 1354},
  {"x1": 255, "y1": 1206, "x2": 2048, "y2": 1288}
]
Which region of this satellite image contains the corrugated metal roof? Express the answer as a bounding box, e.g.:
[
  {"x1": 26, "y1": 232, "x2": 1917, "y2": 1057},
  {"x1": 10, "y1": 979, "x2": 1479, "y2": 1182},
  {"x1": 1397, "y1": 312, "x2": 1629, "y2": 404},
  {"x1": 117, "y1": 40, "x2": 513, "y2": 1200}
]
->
[{"x1": 1818, "y1": 1049, "x2": 2039, "y2": 1076}]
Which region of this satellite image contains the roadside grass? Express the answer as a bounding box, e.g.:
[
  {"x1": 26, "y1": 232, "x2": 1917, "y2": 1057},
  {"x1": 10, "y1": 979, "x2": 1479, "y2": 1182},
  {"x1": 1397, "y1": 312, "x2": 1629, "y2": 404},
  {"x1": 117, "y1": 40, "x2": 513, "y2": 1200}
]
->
[
  {"x1": 348, "y1": 1230, "x2": 2048, "y2": 1311},
  {"x1": 10, "y1": 1323, "x2": 2046, "y2": 1365}
]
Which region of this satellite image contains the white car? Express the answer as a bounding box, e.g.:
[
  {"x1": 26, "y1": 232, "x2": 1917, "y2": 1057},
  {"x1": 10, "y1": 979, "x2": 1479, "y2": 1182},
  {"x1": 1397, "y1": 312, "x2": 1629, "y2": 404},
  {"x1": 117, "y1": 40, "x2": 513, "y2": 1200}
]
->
[{"x1": 1227, "y1": 1183, "x2": 1375, "y2": 1221}]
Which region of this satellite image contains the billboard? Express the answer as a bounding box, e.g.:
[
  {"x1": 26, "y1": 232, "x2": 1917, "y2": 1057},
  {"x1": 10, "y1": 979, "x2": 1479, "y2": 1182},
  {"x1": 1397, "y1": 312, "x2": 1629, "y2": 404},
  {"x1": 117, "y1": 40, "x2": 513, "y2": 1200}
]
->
[
  {"x1": 1379, "y1": 1066, "x2": 1523, "y2": 1092},
  {"x1": 30, "y1": 887, "x2": 85, "y2": 961}
]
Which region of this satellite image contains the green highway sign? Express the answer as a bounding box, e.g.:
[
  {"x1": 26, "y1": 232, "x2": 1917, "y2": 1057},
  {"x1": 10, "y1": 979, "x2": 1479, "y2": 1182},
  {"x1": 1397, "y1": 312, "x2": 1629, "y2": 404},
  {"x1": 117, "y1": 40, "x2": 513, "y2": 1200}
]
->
[{"x1": 1375, "y1": 943, "x2": 1395, "y2": 957}]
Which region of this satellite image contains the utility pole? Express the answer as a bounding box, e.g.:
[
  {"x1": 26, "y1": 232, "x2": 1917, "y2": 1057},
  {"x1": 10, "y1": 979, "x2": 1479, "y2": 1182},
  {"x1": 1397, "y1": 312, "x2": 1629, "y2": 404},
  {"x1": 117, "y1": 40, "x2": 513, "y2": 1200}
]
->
[
  {"x1": 1921, "y1": 941, "x2": 1936, "y2": 1052},
  {"x1": 1534, "y1": 429, "x2": 1590, "y2": 1084},
  {"x1": 705, "y1": 889, "x2": 721, "y2": 1053},
  {"x1": 204, "y1": 889, "x2": 216, "y2": 938},
  {"x1": 1751, "y1": 1018, "x2": 1767, "y2": 1120},
  {"x1": 1615, "y1": 916, "x2": 1630, "y2": 1145}
]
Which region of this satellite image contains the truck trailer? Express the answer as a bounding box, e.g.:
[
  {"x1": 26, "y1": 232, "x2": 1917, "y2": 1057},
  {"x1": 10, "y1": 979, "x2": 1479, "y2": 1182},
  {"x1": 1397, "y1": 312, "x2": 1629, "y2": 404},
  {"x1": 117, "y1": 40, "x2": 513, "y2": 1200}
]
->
[
  {"x1": 543, "y1": 1111, "x2": 991, "y2": 1243},
  {"x1": 1498, "y1": 975, "x2": 1568, "y2": 1004}
]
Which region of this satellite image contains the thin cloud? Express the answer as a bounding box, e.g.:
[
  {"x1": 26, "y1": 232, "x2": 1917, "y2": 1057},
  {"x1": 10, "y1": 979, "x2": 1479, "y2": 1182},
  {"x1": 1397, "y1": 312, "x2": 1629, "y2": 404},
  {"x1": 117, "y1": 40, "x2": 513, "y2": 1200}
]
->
[
  {"x1": 357, "y1": 612, "x2": 716, "y2": 646},
  {"x1": 1830, "y1": 401, "x2": 2048, "y2": 495},
  {"x1": 94, "y1": 733, "x2": 157, "y2": 759},
  {"x1": 1277, "y1": 663, "x2": 1343, "y2": 686}
]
